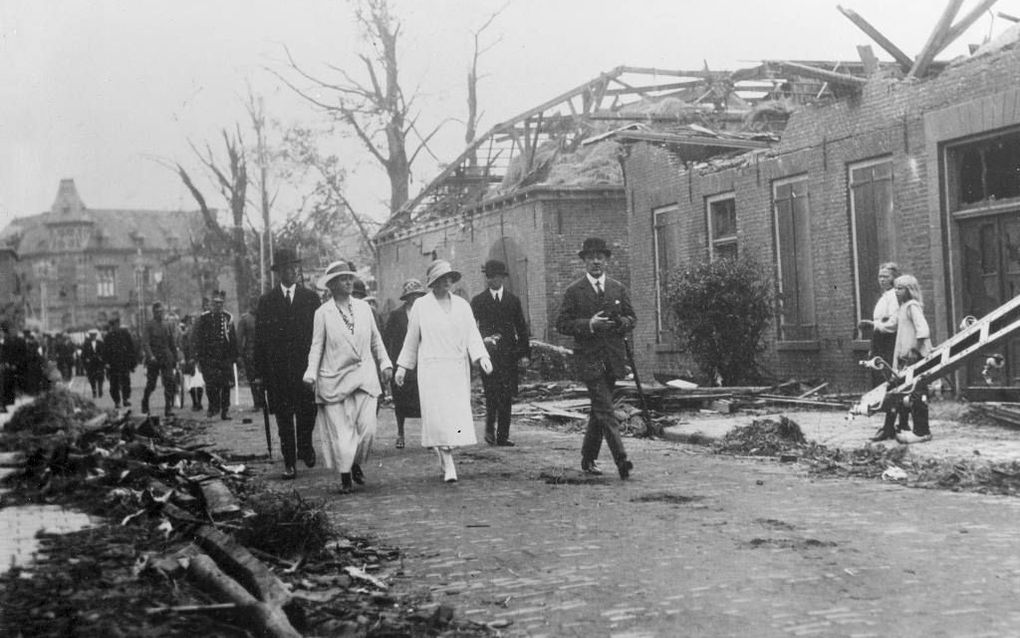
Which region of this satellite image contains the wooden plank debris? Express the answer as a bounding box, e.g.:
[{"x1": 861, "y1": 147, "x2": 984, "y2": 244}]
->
[
  {"x1": 909, "y1": 0, "x2": 964, "y2": 79},
  {"x1": 837, "y1": 5, "x2": 915, "y2": 72}
]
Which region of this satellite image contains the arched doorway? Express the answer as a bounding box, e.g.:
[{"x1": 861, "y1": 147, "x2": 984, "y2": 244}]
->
[{"x1": 486, "y1": 237, "x2": 530, "y2": 325}]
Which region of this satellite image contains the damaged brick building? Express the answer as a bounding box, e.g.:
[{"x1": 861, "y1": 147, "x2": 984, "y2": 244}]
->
[{"x1": 623, "y1": 21, "x2": 1020, "y2": 392}]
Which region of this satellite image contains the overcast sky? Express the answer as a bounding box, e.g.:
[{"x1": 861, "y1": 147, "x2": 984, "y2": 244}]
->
[{"x1": 1, "y1": 0, "x2": 1017, "y2": 231}]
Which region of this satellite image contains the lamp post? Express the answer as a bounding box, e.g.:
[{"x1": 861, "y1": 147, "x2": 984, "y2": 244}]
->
[{"x1": 133, "y1": 249, "x2": 146, "y2": 331}]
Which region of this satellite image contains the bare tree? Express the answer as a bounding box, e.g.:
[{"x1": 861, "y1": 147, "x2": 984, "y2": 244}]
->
[
  {"x1": 277, "y1": 0, "x2": 447, "y2": 216},
  {"x1": 176, "y1": 127, "x2": 254, "y2": 307},
  {"x1": 245, "y1": 88, "x2": 275, "y2": 293},
  {"x1": 274, "y1": 124, "x2": 380, "y2": 265},
  {"x1": 465, "y1": 4, "x2": 508, "y2": 158}
]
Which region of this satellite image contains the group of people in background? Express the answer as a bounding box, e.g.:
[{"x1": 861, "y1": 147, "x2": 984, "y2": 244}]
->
[
  {"x1": 860, "y1": 262, "x2": 933, "y2": 444},
  {"x1": 1, "y1": 235, "x2": 641, "y2": 494},
  {"x1": 251, "y1": 235, "x2": 635, "y2": 494}
]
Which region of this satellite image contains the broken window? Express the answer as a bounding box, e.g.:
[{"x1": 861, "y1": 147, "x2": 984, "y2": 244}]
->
[
  {"x1": 849, "y1": 158, "x2": 895, "y2": 331},
  {"x1": 96, "y1": 266, "x2": 116, "y2": 298},
  {"x1": 948, "y1": 129, "x2": 1020, "y2": 210},
  {"x1": 707, "y1": 193, "x2": 737, "y2": 260},
  {"x1": 773, "y1": 176, "x2": 816, "y2": 340},
  {"x1": 653, "y1": 204, "x2": 680, "y2": 343}
]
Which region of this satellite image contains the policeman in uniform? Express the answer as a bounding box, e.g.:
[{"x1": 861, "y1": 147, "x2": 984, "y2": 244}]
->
[
  {"x1": 194, "y1": 290, "x2": 238, "y2": 420},
  {"x1": 141, "y1": 301, "x2": 179, "y2": 417}
]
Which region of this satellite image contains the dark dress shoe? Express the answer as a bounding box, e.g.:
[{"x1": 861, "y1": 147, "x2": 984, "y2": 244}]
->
[
  {"x1": 220, "y1": 411, "x2": 230, "y2": 420},
  {"x1": 581, "y1": 460, "x2": 603, "y2": 475},
  {"x1": 301, "y1": 449, "x2": 316, "y2": 468},
  {"x1": 123, "y1": 400, "x2": 131, "y2": 407},
  {"x1": 618, "y1": 459, "x2": 634, "y2": 480},
  {"x1": 484, "y1": 434, "x2": 496, "y2": 446},
  {"x1": 496, "y1": 440, "x2": 516, "y2": 447},
  {"x1": 281, "y1": 465, "x2": 297, "y2": 480},
  {"x1": 869, "y1": 428, "x2": 895, "y2": 442},
  {"x1": 351, "y1": 463, "x2": 365, "y2": 485},
  {"x1": 339, "y1": 472, "x2": 354, "y2": 494}
]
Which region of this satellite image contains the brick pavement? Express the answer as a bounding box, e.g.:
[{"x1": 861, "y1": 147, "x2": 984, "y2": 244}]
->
[
  {"x1": 201, "y1": 396, "x2": 1020, "y2": 637},
  {"x1": 6, "y1": 375, "x2": 1020, "y2": 636}
]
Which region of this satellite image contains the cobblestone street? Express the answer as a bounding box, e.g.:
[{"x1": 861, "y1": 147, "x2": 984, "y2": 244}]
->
[{"x1": 192, "y1": 395, "x2": 1020, "y2": 638}]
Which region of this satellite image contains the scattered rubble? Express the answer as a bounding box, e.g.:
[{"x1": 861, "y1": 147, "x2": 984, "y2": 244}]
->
[{"x1": 0, "y1": 392, "x2": 494, "y2": 637}]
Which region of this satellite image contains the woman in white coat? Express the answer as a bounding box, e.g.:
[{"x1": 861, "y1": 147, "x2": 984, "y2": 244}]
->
[
  {"x1": 304, "y1": 260, "x2": 393, "y2": 494},
  {"x1": 395, "y1": 260, "x2": 492, "y2": 483}
]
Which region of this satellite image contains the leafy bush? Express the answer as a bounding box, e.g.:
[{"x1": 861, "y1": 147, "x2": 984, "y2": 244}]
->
[{"x1": 664, "y1": 256, "x2": 775, "y2": 386}]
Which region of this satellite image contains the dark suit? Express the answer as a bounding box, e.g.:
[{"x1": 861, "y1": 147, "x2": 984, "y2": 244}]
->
[
  {"x1": 555, "y1": 275, "x2": 636, "y2": 469},
  {"x1": 194, "y1": 310, "x2": 238, "y2": 417},
  {"x1": 471, "y1": 288, "x2": 530, "y2": 444},
  {"x1": 255, "y1": 284, "x2": 320, "y2": 468},
  {"x1": 383, "y1": 306, "x2": 421, "y2": 419}
]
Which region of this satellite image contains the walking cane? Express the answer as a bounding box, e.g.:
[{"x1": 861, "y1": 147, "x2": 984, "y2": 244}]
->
[
  {"x1": 261, "y1": 386, "x2": 272, "y2": 459},
  {"x1": 623, "y1": 334, "x2": 655, "y2": 438}
]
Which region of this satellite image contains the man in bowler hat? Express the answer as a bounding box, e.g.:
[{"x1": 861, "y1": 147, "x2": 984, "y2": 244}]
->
[
  {"x1": 470, "y1": 259, "x2": 530, "y2": 446},
  {"x1": 555, "y1": 238, "x2": 636, "y2": 479},
  {"x1": 253, "y1": 247, "x2": 320, "y2": 479}
]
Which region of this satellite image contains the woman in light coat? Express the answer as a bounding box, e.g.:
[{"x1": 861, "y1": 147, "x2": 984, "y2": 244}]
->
[
  {"x1": 304, "y1": 260, "x2": 393, "y2": 494},
  {"x1": 395, "y1": 260, "x2": 492, "y2": 483}
]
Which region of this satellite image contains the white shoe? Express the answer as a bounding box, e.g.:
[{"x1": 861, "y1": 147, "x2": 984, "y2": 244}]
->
[{"x1": 896, "y1": 431, "x2": 932, "y2": 444}]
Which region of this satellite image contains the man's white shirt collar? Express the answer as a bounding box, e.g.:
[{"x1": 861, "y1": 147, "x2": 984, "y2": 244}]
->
[
  {"x1": 586, "y1": 274, "x2": 606, "y2": 288},
  {"x1": 491, "y1": 287, "x2": 504, "y2": 300},
  {"x1": 281, "y1": 284, "x2": 296, "y2": 296}
]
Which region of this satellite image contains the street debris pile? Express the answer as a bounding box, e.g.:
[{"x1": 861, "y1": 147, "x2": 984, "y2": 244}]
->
[
  {"x1": 714, "y1": 416, "x2": 806, "y2": 457},
  {"x1": 705, "y1": 413, "x2": 1020, "y2": 497},
  {"x1": 0, "y1": 391, "x2": 494, "y2": 637},
  {"x1": 513, "y1": 373, "x2": 846, "y2": 440}
]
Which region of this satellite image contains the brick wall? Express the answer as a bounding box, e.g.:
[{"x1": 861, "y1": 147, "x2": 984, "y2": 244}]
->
[
  {"x1": 626, "y1": 44, "x2": 1020, "y2": 391},
  {"x1": 375, "y1": 187, "x2": 627, "y2": 346}
]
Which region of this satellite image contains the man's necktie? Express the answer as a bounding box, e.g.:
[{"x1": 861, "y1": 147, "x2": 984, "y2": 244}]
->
[
  {"x1": 495, "y1": 292, "x2": 501, "y2": 303},
  {"x1": 595, "y1": 281, "x2": 604, "y2": 300},
  {"x1": 285, "y1": 289, "x2": 291, "y2": 305}
]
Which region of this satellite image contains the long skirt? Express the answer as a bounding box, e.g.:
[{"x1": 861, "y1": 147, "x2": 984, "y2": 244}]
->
[
  {"x1": 418, "y1": 355, "x2": 478, "y2": 448},
  {"x1": 316, "y1": 390, "x2": 378, "y2": 474}
]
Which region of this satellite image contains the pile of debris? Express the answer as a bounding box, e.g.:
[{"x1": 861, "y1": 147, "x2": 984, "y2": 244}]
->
[
  {"x1": 706, "y1": 413, "x2": 1020, "y2": 497},
  {"x1": 0, "y1": 388, "x2": 494, "y2": 637},
  {"x1": 513, "y1": 374, "x2": 847, "y2": 439}
]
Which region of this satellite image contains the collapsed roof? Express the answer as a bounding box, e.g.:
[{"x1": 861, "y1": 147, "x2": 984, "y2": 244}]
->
[{"x1": 376, "y1": 1, "x2": 1006, "y2": 242}]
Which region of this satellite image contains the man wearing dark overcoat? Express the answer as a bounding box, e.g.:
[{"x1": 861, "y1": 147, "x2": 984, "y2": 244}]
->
[
  {"x1": 471, "y1": 259, "x2": 531, "y2": 446},
  {"x1": 253, "y1": 247, "x2": 320, "y2": 480},
  {"x1": 555, "y1": 237, "x2": 636, "y2": 480},
  {"x1": 141, "y1": 301, "x2": 179, "y2": 417},
  {"x1": 81, "y1": 328, "x2": 105, "y2": 399},
  {"x1": 0, "y1": 320, "x2": 27, "y2": 412},
  {"x1": 103, "y1": 314, "x2": 137, "y2": 409},
  {"x1": 194, "y1": 290, "x2": 238, "y2": 420}
]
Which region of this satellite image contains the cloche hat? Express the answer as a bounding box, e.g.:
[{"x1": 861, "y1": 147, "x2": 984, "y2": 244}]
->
[
  {"x1": 316, "y1": 260, "x2": 357, "y2": 290},
  {"x1": 399, "y1": 278, "x2": 428, "y2": 300},
  {"x1": 425, "y1": 260, "x2": 461, "y2": 287}
]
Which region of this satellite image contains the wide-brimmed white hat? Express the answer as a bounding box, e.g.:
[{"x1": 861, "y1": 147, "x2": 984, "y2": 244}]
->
[
  {"x1": 316, "y1": 260, "x2": 357, "y2": 289},
  {"x1": 425, "y1": 260, "x2": 461, "y2": 287}
]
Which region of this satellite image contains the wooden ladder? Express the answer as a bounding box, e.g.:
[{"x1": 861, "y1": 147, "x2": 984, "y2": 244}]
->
[{"x1": 849, "y1": 293, "x2": 1020, "y2": 417}]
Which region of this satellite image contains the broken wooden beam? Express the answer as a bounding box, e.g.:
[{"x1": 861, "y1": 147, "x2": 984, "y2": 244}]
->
[
  {"x1": 909, "y1": 0, "x2": 965, "y2": 79},
  {"x1": 837, "y1": 5, "x2": 914, "y2": 72},
  {"x1": 191, "y1": 525, "x2": 293, "y2": 609},
  {"x1": 797, "y1": 382, "x2": 829, "y2": 399},
  {"x1": 856, "y1": 45, "x2": 879, "y2": 75},
  {"x1": 765, "y1": 60, "x2": 867, "y2": 88},
  {"x1": 938, "y1": 0, "x2": 1001, "y2": 55},
  {"x1": 186, "y1": 553, "x2": 301, "y2": 638}
]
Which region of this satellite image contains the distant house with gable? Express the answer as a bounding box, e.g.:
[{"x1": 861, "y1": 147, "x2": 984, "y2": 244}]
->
[{"x1": 0, "y1": 178, "x2": 235, "y2": 333}]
